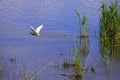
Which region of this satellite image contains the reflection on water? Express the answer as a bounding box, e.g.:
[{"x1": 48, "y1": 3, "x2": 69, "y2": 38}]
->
[{"x1": 0, "y1": 0, "x2": 120, "y2": 80}]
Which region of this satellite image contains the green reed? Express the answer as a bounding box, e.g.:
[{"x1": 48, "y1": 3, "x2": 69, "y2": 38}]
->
[
  {"x1": 76, "y1": 9, "x2": 89, "y2": 38},
  {"x1": 62, "y1": 9, "x2": 89, "y2": 80},
  {"x1": 71, "y1": 38, "x2": 82, "y2": 80},
  {"x1": 100, "y1": 0, "x2": 120, "y2": 58},
  {"x1": 68, "y1": 10, "x2": 89, "y2": 80},
  {"x1": 63, "y1": 59, "x2": 73, "y2": 68},
  {"x1": 76, "y1": 9, "x2": 89, "y2": 56},
  {"x1": 62, "y1": 38, "x2": 83, "y2": 80}
]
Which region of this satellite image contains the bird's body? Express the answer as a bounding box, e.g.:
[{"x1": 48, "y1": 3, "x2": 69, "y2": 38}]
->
[{"x1": 30, "y1": 25, "x2": 43, "y2": 36}]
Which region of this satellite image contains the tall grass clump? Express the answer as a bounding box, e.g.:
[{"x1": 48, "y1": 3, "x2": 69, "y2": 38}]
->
[
  {"x1": 62, "y1": 9, "x2": 89, "y2": 80},
  {"x1": 71, "y1": 10, "x2": 89, "y2": 80},
  {"x1": 76, "y1": 9, "x2": 89, "y2": 38},
  {"x1": 76, "y1": 9, "x2": 89, "y2": 55},
  {"x1": 71, "y1": 38, "x2": 83, "y2": 80},
  {"x1": 100, "y1": 0, "x2": 120, "y2": 57}
]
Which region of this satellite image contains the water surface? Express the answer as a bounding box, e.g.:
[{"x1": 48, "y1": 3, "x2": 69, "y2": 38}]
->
[{"x1": 0, "y1": 0, "x2": 120, "y2": 80}]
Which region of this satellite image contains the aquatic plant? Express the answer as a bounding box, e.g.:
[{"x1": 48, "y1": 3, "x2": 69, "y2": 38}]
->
[
  {"x1": 76, "y1": 9, "x2": 89, "y2": 38},
  {"x1": 100, "y1": 3, "x2": 120, "y2": 80},
  {"x1": 82, "y1": 16, "x2": 87, "y2": 27},
  {"x1": 23, "y1": 68, "x2": 30, "y2": 80},
  {"x1": 64, "y1": 10, "x2": 90, "y2": 80},
  {"x1": 70, "y1": 38, "x2": 83, "y2": 80},
  {"x1": 0, "y1": 61, "x2": 2, "y2": 75},
  {"x1": 76, "y1": 9, "x2": 89, "y2": 56},
  {"x1": 62, "y1": 38, "x2": 83, "y2": 80},
  {"x1": 63, "y1": 59, "x2": 73, "y2": 68},
  {"x1": 73, "y1": 52, "x2": 82, "y2": 80},
  {"x1": 100, "y1": 0, "x2": 120, "y2": 58},
  {"x1": 76, "y1": 9, "x2": 81, "y2": 18}
]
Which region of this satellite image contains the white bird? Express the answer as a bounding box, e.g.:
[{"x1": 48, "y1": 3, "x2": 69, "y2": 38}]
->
[{"x1": 30, "y1": 25, "x2": 43, "y2": 36}]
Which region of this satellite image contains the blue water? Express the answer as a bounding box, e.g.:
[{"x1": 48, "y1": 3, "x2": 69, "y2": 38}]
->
[{"x1": 0, "y1": 0, "x2": 120, "y2": 80}]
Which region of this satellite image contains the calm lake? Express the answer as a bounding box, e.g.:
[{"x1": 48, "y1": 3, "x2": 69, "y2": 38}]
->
[{"x1": 0, "y1": 0, "x2": 120, "y2": 80}]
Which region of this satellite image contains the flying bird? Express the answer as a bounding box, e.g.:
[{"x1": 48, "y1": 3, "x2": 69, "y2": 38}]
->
[{"x1": 30, "y1": 25, "x2": 43, "y2": 36}]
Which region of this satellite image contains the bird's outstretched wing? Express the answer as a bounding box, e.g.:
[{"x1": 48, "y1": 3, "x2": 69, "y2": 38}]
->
[
  {"x1": 30, "y1": 26, "x2": 36, "y2": 33},
  {"x1": 36, "y1": 25, "x2": 43, "y2": 33}
]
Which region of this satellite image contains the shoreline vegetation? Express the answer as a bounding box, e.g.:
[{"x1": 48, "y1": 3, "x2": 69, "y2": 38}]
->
[
  {"x1": 100, "y1": 0, "x2": 120, "y2": 59},
  {"x1": 0, "y1": 0, "x2": 120, "y2": 80},
  {"x1": 62, "y1": 0, "x2": 120, "y2": 80},
  {"x1": 62, "y1": 8, "x2": 89, "y2": 80}
]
